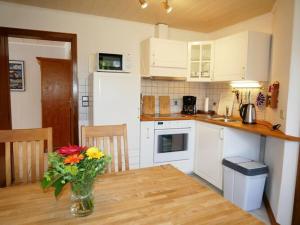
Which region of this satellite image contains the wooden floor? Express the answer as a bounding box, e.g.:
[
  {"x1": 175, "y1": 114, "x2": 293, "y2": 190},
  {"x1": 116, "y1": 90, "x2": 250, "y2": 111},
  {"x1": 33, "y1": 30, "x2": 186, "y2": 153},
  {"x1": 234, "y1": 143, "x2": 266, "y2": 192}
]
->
[{"x1": 0, "y1": 165, "x2": 263, "y2": 225}]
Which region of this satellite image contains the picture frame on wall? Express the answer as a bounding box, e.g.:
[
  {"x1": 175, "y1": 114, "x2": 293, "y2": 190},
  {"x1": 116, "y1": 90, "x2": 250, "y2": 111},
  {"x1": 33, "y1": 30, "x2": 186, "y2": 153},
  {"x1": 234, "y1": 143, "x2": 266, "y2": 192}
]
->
[{"x1": 9, "y1": 60, "x2": 25, "y2": 91}]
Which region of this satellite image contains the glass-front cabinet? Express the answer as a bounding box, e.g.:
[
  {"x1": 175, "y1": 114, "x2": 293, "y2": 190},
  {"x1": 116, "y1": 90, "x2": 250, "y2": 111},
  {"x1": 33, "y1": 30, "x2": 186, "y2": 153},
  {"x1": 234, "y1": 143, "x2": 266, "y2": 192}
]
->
[{"x1": 187, "y1": 41, "x2": 214, "y2": 82}]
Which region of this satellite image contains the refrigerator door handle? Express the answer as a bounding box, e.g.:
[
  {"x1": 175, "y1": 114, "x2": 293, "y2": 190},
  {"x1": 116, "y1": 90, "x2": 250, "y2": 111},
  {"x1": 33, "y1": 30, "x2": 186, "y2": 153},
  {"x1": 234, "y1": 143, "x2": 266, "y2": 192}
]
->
[{"x1": 98, "y1": 79, "x2": 102, "y2": 96}]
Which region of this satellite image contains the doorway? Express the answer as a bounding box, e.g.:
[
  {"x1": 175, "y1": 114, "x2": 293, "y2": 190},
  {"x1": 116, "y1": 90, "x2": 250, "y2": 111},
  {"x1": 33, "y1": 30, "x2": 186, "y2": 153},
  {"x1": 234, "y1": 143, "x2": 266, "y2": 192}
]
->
[{"x1": 0, "y1": 27, "x2": 78, "y2": 187}]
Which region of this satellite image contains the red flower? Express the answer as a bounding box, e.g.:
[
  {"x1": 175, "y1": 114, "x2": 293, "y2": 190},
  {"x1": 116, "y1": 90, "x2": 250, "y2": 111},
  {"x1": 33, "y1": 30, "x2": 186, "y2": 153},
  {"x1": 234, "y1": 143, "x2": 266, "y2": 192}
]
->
[{"x1": 58, "y1": 145, "x2": 86, "y2": 156}]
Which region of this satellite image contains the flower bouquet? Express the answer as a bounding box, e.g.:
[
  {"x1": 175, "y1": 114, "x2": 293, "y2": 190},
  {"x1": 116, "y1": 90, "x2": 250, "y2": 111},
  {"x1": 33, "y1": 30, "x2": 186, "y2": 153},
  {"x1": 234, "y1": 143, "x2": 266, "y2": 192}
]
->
[{"x1": 41, "y1": 145, "x2": 110, "y2": 217}]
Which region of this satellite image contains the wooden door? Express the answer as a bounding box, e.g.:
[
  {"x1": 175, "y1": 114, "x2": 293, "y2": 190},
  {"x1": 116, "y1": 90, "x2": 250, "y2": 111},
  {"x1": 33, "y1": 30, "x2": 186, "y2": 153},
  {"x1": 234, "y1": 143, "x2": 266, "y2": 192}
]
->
[
  {"x1": 38, "y1": 57, "x2": 72, "y2": 149},
  {"x1": 0, "y1": 30, "x2": 11, "y2": 187}
]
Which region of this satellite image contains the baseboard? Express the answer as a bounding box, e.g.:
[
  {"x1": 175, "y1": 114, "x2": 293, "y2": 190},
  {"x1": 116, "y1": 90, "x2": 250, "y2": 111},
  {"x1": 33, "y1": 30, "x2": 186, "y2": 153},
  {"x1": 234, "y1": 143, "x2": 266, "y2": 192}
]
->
[{"x1": 263, "y1": 194, "x2": 280, "y2": 225}]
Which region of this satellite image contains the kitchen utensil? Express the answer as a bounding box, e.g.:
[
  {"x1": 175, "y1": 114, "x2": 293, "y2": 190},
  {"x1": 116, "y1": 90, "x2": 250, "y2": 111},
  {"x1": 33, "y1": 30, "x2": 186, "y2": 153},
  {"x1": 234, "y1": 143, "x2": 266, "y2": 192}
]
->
[
  {"x1": 217, "y1": 94, "x2": 234, "y2": 117},
  {"x1": 182, "y1": 96, "x2": 197, "y2": 114},
  {"x1": 142, "y1": 96, "x2": 155, "y2": 115},
  {"x1": 204, "y1": 97, "x2": 209, "y2": 112},
  {"x1": 239, "y1": 103, "x2": 257, "y2": 124},
  {"x1": 272, "y1": 124, "x2": 281, "y2": 131},
  {"x1": 159, "y1": 96, "x2": 171, "y2": 115},
  {"x1": 256, "y1": 92, "x2": 266, "y2": 107}
]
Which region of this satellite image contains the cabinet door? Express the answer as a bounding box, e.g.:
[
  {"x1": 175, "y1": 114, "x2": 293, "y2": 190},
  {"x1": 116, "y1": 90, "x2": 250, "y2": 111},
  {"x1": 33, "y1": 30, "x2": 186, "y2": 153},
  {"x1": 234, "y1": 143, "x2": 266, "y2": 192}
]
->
[
  {"x1": 194, "y1": 122, "x2": 223, "y2": 189},
  {"x1": 214, "y1": 32, "x2": 248, "y2": 81},
  {"x1": 150, "y1": 38, "x2": 187, "y2": 69},
  {"x1": 140, "y1": 122, "x2": 154, "y2": 168},
  {"x1": 187, "y1": 42, "x2": 214, "y2": 82}
]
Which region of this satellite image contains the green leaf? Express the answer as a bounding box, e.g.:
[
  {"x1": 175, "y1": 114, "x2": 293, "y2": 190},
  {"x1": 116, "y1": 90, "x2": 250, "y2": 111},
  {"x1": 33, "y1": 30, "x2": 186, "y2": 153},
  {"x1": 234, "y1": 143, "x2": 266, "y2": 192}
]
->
[
  {"x1": 65, "y1": 165, "x2": 78, "y2": 176},
  {"x1": 41, "y1": 177, "x2": 52, "y2": 189},
  {"x1": 41, "y1": 174, "x2": 63, "y2": 190},
  {"x1": 53, "y1": 177, "x2": 65, "y2": 197}
]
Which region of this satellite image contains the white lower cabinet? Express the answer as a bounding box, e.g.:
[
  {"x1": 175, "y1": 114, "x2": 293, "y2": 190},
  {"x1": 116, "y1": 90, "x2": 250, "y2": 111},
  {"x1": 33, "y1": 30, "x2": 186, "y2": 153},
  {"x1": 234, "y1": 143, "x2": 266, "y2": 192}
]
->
[
  {"x1": 194, "y1": 122, "x2": 224, "y2": 189},
  {"x1": 140, "y1": 121, "x2": 155, "y2": 168},
  {"x1": 194, "y1": 121, "x2": 261, "y2": 190}
]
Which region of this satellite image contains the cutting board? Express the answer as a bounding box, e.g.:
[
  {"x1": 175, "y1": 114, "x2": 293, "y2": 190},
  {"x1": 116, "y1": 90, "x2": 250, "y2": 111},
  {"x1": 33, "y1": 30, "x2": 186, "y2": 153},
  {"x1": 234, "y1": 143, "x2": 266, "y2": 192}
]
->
[
  {"x1": 217, "y1": 94, "x2": 235, "y2": 116},
  {"x1": 159, "y1": 96, "x2": 171, "y2": 115},
  {"x1": 142, "y1": 96, "x2": 155, "y2": 115}
]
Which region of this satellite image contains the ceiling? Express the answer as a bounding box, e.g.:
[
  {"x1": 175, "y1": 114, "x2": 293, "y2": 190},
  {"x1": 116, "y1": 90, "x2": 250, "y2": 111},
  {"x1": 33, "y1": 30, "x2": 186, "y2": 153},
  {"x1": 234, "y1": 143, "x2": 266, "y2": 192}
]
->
[{"x1": 1, "y1": 0, "x2": 276, "y2": 32}]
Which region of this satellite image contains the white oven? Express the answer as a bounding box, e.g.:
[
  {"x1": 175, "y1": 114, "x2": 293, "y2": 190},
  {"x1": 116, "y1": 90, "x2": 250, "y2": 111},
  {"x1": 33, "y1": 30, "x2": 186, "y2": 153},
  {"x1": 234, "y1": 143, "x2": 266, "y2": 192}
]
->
[{"x1": 153, "y1": 121, "x2": 193, "y2": 166}]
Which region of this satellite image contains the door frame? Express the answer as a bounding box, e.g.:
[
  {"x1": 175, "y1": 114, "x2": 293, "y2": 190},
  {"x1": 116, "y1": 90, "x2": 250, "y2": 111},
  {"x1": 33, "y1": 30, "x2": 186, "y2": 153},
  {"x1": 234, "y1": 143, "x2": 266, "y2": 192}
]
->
[{"x1": 0, "y1": 26, "x2": 78, "y2": 187}]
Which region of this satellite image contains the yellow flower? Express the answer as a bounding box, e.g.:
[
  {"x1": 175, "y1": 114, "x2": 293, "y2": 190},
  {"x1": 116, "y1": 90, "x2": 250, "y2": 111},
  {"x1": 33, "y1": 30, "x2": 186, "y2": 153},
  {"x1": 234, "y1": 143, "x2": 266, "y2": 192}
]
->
[{"x1": 86, "y1": 147, "x2": 104, "y2": 159}]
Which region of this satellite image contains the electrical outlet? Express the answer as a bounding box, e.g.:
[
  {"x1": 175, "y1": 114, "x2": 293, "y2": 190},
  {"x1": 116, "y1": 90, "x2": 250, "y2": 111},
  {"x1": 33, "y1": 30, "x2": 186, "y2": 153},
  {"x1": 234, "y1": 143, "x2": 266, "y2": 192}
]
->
[
  {"x1": 174, "y1": 100, "x2": 178, "y2": 106},
  {"x1": 280, "y1": 109, "x2": 284, "y2": 119}
]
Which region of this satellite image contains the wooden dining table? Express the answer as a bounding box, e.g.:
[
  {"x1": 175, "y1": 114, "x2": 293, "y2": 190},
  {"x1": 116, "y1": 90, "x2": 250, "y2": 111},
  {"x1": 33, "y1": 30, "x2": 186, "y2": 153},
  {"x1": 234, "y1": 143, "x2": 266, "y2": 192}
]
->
[{"x1": 0, "y1": 165, "x2": 263, "y2": 225}]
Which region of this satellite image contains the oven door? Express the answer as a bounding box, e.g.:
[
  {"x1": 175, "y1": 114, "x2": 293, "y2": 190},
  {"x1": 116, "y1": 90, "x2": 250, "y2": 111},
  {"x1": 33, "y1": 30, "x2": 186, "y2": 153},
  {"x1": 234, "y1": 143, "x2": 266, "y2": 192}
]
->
[{"x1": 154, "y1": 128, "x2": 191, "y2": 163}]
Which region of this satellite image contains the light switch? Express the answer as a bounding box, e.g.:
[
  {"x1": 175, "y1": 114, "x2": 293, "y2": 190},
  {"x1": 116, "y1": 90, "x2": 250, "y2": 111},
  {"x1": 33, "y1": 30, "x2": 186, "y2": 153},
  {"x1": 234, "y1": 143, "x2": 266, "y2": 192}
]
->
[{"x1": 82, "y1": 96, "x2": 89, "y2": 107}]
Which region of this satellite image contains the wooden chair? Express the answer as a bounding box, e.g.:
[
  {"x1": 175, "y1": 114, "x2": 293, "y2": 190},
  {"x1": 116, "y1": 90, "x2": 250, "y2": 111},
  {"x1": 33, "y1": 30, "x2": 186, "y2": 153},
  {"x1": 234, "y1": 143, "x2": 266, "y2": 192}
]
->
[
  {"x1": 81, "y1": 124, "x2": 129, "y2": 173},
  {"x1": 0, "y1": 128, "x2": 53, "y2": 186}
]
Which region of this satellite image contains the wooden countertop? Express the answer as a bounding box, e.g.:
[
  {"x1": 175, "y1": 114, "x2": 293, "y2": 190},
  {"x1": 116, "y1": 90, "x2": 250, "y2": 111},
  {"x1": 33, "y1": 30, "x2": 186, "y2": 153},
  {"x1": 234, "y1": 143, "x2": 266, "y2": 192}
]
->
[
  {"x1": 140, "y1": 114, "x2": 300, "y2": 142},
  {"x1": 0, "y1": 165, "x2": 263, "y2": 225}
]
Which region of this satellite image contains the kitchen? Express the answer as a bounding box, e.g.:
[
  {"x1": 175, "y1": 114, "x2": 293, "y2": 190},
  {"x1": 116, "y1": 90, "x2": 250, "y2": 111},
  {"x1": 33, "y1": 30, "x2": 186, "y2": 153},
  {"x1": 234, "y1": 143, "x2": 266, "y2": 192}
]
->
[{"x1": 0, "y1": 0, "x2": 300, "y2": 225}]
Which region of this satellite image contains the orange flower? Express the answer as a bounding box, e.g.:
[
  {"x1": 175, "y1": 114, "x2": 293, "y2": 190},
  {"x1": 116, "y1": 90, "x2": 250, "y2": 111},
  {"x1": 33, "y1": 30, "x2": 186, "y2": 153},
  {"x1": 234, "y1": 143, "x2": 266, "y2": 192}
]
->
[{"x1": 64, "y1": 154, "x2": 84, "y2": 165}]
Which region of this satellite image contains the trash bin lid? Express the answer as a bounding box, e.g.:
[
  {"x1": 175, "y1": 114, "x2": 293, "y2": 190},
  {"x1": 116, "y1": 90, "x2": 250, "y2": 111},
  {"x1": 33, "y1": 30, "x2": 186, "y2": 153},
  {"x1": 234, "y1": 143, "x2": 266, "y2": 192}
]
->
[
  {"x1": 223, "y1": 157, "x2": 268, "y2": 176},
  {"x1": 223, "y1": 156, "x2": 252, "y2": 164}
]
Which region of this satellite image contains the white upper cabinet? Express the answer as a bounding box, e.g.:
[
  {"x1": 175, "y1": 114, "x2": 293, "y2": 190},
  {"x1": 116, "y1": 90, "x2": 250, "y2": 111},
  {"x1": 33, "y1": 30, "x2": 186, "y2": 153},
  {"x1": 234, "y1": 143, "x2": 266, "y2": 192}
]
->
[
  {"x1": 187, "y1": 41, "x2": 214, "y2": 82},
  {"x1": 141, "y1": 38, "x2": 188, "y2": 78},
  {"x1": 214, "y1": 31, "x2": 271, "y2": 82}
]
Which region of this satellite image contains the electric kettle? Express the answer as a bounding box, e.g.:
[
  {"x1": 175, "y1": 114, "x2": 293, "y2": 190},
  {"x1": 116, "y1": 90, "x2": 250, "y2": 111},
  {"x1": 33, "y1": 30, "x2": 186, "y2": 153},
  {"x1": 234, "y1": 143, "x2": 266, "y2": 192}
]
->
[
  {"x1": 239, "y1": 103, "x2": 257, "y2": 124},
  {"x1": 239, "y1": 91, "x2": 256, "y2": 124}
]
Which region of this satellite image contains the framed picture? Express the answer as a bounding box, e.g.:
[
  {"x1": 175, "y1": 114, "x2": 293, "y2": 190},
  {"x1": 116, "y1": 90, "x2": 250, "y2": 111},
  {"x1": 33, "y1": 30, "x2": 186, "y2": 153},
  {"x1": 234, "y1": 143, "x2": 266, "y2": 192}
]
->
[{"x1": 9, "y1": 60, "x2": 25, "y2": 91}]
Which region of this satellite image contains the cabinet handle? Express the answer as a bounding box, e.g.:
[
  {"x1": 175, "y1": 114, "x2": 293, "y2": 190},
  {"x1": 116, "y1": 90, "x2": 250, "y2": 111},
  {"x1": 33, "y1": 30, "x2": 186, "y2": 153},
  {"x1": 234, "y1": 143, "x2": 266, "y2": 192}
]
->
[
  {"x1": 146, "y1": 128, "x2": 150, "y2": 139},
  {"x1": 219, "y1": 128, "x2": 224, "y2": 140},
  {"x1": 152, "y1": 54, "x2": 155, "y2": 66},
  {"x1": 241, "y1": 66, "x2": 246, "y2": 79}
]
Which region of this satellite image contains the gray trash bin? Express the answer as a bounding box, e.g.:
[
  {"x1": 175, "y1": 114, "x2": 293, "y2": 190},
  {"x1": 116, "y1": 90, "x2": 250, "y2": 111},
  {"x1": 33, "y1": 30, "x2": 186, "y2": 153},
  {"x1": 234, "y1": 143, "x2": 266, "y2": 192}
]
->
[{"x1": 222, "y1": 157, "x2": 268, "y2": 211}]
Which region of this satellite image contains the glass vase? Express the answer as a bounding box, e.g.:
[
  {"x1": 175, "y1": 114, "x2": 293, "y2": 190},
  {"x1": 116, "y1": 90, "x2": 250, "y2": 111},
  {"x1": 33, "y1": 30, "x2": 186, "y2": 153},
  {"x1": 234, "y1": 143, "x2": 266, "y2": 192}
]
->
[{"x1": 70, "y1": 182, "x2": 94, "y2": 217}]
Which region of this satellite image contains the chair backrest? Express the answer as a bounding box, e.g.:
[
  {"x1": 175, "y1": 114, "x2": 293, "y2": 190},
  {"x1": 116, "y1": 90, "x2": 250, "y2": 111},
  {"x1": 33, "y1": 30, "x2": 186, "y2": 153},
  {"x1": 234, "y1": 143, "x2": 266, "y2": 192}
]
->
[
  {"x1": 81, "y1": 124, "x2": 129, "y2": 173},
  {"x1": 0, "y1": 127, "x2": 53, "y2": 186}
]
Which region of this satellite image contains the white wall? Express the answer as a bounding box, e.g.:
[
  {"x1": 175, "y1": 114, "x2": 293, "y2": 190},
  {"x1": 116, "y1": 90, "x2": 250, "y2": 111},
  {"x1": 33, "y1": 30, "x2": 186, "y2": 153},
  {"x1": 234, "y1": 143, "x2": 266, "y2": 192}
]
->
[
  {"x1": 9, "y1": 38, "x2": 67, "y2": 129},
  {"x1": 208, "y1": 13, "x2": 273, "y2": 39},
  {"x1": 264, "y1": 0, "x2": 300, "y2": 224}
]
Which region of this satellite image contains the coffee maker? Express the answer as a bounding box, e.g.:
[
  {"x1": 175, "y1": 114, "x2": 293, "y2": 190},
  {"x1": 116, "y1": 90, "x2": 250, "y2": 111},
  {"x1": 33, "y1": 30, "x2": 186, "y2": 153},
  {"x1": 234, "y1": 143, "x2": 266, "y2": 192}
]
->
[{"x1": 182, "y1": 96, "x2": 197, "y2": 114}]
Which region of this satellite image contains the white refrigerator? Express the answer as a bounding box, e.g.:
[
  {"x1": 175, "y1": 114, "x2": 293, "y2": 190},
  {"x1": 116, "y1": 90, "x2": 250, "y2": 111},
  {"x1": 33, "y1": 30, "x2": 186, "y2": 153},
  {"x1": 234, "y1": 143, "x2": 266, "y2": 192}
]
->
[{"x1": 90, "y1": 72, "x2": 140, "y2": 168}]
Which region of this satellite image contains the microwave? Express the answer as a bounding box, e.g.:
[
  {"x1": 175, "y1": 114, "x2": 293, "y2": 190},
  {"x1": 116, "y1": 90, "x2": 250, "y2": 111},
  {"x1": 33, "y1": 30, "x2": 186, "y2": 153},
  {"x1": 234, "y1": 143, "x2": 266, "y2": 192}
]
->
[{"x1": 96, "y1": 52, "x2": 131, "y2": 73}]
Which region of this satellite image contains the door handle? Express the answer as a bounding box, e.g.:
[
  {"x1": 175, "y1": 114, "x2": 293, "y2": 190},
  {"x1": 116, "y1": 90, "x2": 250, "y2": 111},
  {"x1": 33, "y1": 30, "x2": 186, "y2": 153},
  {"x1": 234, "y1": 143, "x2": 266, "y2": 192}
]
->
[
  {"x1": 152, "y1": 54, "x2": 155, "y2": 66},
  {"x1": 219, "y1": 128, "x2": 224, "y2": 140}
]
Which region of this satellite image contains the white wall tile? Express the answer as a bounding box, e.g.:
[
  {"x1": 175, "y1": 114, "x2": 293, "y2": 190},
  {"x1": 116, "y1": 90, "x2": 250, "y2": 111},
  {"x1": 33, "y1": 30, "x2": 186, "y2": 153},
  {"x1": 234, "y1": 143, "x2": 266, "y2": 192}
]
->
[{"x1": 141, "y1": 78, "x2": 267, "y2": 119}]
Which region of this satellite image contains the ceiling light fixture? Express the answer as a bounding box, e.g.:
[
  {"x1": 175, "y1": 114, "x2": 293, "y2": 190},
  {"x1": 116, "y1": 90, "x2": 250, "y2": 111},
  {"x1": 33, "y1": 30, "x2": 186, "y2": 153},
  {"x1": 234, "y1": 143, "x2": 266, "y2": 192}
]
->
[
  {"x1": 162, "y1": 0, "x2": 173, "y2": 14},
  {"x1": 139, "y1": 0, "x2": 148, "y2": 9}
]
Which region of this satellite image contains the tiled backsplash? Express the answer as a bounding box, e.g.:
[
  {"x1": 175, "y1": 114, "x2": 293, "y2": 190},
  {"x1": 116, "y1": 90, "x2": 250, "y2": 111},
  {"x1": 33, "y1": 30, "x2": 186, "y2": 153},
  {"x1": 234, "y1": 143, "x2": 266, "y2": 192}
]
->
[
  {"x1": 141, "y1": 79, "x2": 267, "y2": 120},
  {"x1": 141, "y1": 79, "x2": 207, "y2": 114},
  {"x1": 206, "y1": 83, "x2": 267, "y2": 120}
]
